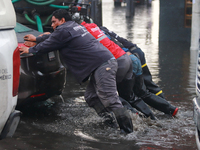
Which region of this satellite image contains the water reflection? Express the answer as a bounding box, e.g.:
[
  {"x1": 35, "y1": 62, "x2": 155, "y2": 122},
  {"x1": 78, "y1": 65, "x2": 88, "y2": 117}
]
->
[
  {"x1": 105, "y1": 0, "x2": 160, "y2": 84},
  {"x1": 158, "y1": 41, "x2": 195, "y2": 102}
]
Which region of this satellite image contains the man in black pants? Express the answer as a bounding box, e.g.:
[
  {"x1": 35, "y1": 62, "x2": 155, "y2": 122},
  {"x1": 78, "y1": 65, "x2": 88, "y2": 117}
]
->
[
  {"x1": 100, "y1": 26, "x2": 178, "y2": 118},
  {"x1": 19, "y1": 9, "x2": 133, "y2": 133},
  {"x1": 100, "y1": 27, "x2": 163, "y2": 98}
]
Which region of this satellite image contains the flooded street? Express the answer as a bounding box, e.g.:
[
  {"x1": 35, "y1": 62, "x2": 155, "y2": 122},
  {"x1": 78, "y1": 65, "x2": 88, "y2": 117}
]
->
[{"x1": 0, "y1": 0, "x2": 198, "y2": 149}]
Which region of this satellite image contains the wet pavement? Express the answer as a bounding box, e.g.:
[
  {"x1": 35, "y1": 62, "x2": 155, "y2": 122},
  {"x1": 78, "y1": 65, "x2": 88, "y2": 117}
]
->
[{"x1": 0, "y1": 0, "x2": 198, "y2": 149}]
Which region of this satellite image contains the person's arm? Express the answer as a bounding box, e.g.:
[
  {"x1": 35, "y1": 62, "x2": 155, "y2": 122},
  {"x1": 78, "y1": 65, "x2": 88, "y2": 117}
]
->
[
  {"x1": 100, "y1": 26, "x2": 136, "y2": 49},
  {"x1": 24, "y1": 34, "x2": 36, "y2": 41},
  {"x1": 24, "y1": 41, "x2": 37, "y2": 47},
  {"x1": 108, "y1": 32, "x2": 136, "y2": 49},
  {"x1": 36, "y1": 33, "x2": 51, "y2": 43},
  {"x1": 115, "y1": 36, "x2": 135, "y2": 49},
  {"x1": 24, "y1": 32, "x2": 51, "y2": 47},
  {"x1": 20, "y1": 28, "x2": 71, "y2": 55}
]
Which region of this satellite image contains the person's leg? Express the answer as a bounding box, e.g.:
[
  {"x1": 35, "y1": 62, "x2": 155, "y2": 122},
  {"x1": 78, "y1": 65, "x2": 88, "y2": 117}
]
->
[
  {"x1": 119, "y1": 97, "x2": 138, "y2": 113},
  {"x1": 85, "y1": 81, "x2": 118, "y2": 128},
  {"x1": 93, "y1": 59, "x2": 122, "y2": 110},
  {"x1": 85, "y1": 77, "x2": 136, "y2": 129},
  {"x1": 125, "y1": 54, "x2": 156, "y2": 120},
  {"x1": 117, "y1": 77, "x2": 135, "y2": 103},
  {"x1": 84, "y1": 78, "x2": 107, "y2": 114},
  {"x1": 116, "y1": 54, "x2": 133, "y2": 83},
  {"x1": 115, "y1": 55, "x2": 136, "y2": 113},
  {"x1": 142, "y1": 65, "x2": 165, "y2": 98},
  {"x1": 134, "y1": 75, "x2": 178, "y2": 116},
  {"x1": 116, "y1": 54, "x2": 135, "y2": 102},
  {"x1": 130, "y1": 47, "x2": 165, "y2": 98},
  {"x1": 117, "y1": 53, "x2": 143, "y2": 103},
  {"x1": 90, "y1": 59, "x2": 133, "y2": 133},
  {"x1": 129, "y1": 97, "x2": 156, "y2": 120},
  {"x1": 141, "y1": 92, "x2": 178, "y2": 116}
]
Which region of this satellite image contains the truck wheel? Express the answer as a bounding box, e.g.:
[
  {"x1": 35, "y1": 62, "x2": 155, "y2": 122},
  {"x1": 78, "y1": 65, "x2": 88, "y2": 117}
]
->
[{"x1": 114, "y1": 2, "x2": 121, "y2": 7}]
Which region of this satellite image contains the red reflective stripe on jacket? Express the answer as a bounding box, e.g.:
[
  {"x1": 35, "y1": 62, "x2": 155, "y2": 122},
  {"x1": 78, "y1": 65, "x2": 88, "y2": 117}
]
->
[{"x1": 81, "y1": 22, "x2": 125, "y2": 59}]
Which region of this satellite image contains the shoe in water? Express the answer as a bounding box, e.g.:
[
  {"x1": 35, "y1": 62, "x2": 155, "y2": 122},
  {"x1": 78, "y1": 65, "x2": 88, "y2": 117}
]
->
[{"x1": 172, "y1": 107, "x2": 178, "y2": 116}]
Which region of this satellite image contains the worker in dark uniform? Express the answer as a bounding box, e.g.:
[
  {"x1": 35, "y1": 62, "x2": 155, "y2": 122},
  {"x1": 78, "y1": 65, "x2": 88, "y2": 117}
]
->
[
  {"x1": 100, "y1": 26, "x2": 178, "y2": 117},
  {"x1": 100, "y1": 27, "x2": 164, "y2": 99},
  {"x1": 81, "y1": 21, "x2": 156, "y2": 120},
  {"x1": 19, "y1": 9, "x2": 133, "y2": 134}
]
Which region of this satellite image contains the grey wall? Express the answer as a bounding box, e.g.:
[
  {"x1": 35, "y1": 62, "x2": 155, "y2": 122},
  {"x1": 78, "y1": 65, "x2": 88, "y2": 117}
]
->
[{"x1": 159, "y1": 0, "x2": 191, "y2": 42}]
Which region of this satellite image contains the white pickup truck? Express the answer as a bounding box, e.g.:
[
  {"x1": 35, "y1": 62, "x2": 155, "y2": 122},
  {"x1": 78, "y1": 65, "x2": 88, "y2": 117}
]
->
[{"x1": 0, "y1": 0, "x2": 21, "y2": 139}]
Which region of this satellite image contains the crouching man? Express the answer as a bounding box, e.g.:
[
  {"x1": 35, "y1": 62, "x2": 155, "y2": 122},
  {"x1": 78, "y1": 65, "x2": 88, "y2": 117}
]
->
[{"x1": 19, "y1": 9, "x2": 133, "y2": 133}]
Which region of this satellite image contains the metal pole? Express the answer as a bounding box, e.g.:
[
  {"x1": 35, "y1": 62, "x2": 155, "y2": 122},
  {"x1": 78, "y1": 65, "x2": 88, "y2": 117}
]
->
[
  {"x1": 190, "y1": 0, "x2": 200, "y2": 50},
  {"x1": 90, "y1": 0, "x2": 96, "y2": 21},
  {"x1": 97, "y1": 0, "x2": 102, "y2": 26},
  {"x1": 89, "y1": 0, "x2": 102, "y2": 26},
  {"x1": 131, "y1": 0, "x2": 135, "y2": 15},
  {"x1": 126, "y1": 0, "x2": 134, "y2": 17}
]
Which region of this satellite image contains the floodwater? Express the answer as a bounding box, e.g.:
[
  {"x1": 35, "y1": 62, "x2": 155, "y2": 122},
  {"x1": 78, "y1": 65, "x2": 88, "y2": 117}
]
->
[{"x1": 0, "y1": 0, "x2": 198, "y2": 149}]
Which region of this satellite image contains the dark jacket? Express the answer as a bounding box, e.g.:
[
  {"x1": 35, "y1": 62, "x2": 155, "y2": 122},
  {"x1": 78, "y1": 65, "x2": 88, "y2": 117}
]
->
[
  {"x1": 99, "y1": 26, "x2": 146, "y2": 66},
  {"x1": 81, "y1": 22, "x2": 125, "y2": 59},
  {"x1": 29, "y1": 21, "x2": 114, "y2": 83},
  {"x1": 99, "y1": 26, "x2": 136, "y2": 49}
]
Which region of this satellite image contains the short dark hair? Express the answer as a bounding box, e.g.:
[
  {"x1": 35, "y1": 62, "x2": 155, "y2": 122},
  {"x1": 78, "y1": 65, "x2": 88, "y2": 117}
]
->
[{"x1": 52, "y1": 9, "x2": 72, "y2": 21}]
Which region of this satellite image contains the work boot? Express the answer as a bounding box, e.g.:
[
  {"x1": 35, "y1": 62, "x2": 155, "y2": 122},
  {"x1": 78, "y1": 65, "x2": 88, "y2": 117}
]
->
[
  {"x1": 92, "y1": 100, "x2": 118, "y2": 128},
  {"x1": 133, "y1": 75, "x2": 178, "y2": 117},
  {"x1": 141, "y1": 93, "x2": 178, "y2": 116},
  {"x1": 132, "y1": 75, "x2": 178, "y2": 117},
  {"x1": 98, "y1": 111, "x2": 118, "y2": 128},
  {"x1": 113, "y1": 107, "x2": 133, "y2": 134},
  {"x1": 129, "y1": 97, "x2": 156, "y2": 120}
]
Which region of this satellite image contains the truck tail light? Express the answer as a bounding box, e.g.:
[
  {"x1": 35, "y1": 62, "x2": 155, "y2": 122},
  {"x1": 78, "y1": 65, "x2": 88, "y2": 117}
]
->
[
  {"x1": 77, "y1": 6, "x2": 82, "y2": 11},
  {"x1": 30, "y1": 93, "x2": 46, "y2": 98},
  {"x1": 13, "y1": 47, "x2": 20, "y2": 97}
]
